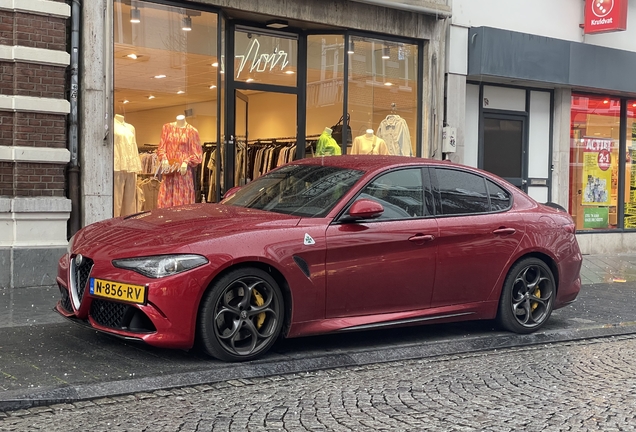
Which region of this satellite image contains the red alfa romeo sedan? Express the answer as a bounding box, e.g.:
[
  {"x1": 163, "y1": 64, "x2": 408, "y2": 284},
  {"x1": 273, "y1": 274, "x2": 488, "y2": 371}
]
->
[{"x1": 56, "y1": 156, "x2": 582, "y2": 361}]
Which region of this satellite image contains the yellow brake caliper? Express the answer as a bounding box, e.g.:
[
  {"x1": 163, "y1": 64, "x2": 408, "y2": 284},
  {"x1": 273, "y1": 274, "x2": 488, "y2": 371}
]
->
[
  {"x1": 253, "y1": 290, "x2": 266, "y2": 329},
  {"x1": 531, "y1": 288, "x2": 540, "y2": 311}
]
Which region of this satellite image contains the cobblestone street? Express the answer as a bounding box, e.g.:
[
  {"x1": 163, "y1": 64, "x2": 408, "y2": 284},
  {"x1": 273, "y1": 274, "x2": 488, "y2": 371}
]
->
[{"x1": 2, "y1": 335, "x2": 636, "y2": 431}]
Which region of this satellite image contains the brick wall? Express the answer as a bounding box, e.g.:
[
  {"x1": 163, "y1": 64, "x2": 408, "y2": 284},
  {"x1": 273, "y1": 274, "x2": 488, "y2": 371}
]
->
[{"x1": 0, "y1": 6, "x2": 69, "y2": 198}]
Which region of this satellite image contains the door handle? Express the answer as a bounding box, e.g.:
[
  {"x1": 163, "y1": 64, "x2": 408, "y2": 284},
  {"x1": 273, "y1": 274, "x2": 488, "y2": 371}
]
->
[
  {"x1": 493, "y1": 228, "x2": 516, "y2": 235},
  {"x1": 409, "y1": 234, "x2": 435, "y2": 243}
]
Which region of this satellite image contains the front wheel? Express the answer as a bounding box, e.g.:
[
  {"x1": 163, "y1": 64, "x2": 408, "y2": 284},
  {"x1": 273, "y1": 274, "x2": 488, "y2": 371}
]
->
[
  {"x1": 198, "y1": 267, "x2": 284, "y2": 362},
  {"x1": 497, "y1": 258, "x2": 555, "y2": 334}
]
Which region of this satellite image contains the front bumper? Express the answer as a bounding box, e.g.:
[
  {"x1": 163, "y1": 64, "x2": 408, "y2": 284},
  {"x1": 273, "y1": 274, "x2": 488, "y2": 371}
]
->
[{"x1": 56, "y1": 252, "x2": 208, "y2": 349}]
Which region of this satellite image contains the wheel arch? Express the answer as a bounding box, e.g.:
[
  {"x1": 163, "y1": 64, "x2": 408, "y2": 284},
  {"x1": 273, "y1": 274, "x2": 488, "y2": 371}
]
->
[
  {"x1": 195, "y1": 261, "x2": 294, "y2": 341},
  {"x1": 516, "y1": 251, "x2": 560, "y2": 293}
]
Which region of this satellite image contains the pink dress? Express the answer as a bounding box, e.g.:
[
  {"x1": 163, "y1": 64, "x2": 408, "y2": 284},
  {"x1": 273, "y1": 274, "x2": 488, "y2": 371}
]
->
[{"x1": 156, "y1": 122, "x2": 203, "y2": 208}]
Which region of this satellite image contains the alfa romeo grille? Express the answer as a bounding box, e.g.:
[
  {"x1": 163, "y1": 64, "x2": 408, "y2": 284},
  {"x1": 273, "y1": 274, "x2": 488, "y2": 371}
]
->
[
  {"x1": 72, "y1": 256, "x2": 94, "y2": 303},
  {"x1": 90, "y1": 299, "x2": 130, "y2": 329}
]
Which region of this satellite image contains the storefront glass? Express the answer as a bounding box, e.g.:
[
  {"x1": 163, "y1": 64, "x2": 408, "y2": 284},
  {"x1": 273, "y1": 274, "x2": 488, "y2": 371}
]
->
[
  {"x1": 114, "y1": 1, "x2": 218, "y2": 215},
  {"x1": 347, "y1": 36, "x2": 418, "y2": 156},
  {"x1": 569, "y1": 94, "x2": 621, "y2": 231},
  {"x1": 625, "y1": 100, "x2": 636, "y2": 229},
  {"x1": 306, "y1": 35, "x2": 345, "y2": 157}
]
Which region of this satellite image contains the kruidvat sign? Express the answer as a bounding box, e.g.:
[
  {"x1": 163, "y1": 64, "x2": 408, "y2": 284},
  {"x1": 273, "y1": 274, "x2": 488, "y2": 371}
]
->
[{"x1": 584, "y1": 0, "x2": 629, "y2": 34}]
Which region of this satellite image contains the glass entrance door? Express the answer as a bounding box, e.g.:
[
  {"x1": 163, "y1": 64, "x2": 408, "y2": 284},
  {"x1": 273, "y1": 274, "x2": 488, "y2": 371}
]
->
[{"x1": 483, "y1": 114, "x2": 527, "y2": 191}]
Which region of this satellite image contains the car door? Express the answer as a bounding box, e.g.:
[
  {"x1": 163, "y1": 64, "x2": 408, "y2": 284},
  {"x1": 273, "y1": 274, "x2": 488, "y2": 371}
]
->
[
  {"x1": 325, "y1": 167, "x2": 439, "y2": 318},
  {"x1": 430, "y1": 167, "x2": 525, "y2": 308}
]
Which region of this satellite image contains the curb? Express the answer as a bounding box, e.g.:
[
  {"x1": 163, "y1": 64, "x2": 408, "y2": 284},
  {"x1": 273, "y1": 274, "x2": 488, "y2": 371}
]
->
[{"x1": 3, "y1": 321, "x2": 636, "y2": 413}]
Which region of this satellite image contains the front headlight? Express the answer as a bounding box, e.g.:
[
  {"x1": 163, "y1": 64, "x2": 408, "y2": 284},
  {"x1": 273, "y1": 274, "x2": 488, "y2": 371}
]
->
[
  {"x1": 67, "y1": 234, "x2": 76, "y2": 255},
  {"x1": 112, "y1": 254, "x2": 209, "y2": 279}
]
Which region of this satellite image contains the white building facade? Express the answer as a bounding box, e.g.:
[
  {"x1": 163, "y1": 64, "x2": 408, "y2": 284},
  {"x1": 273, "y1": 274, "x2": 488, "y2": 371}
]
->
[{"x1": 446, "y1": 0, "x2": 636, "y2": 254}]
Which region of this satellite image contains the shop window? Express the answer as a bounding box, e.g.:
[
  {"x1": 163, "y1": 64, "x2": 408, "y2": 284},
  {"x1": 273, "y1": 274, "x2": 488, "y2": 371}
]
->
[
  {"x1": 569, "y1": 94, "x2": 620, "y2": 231},
  {"x1": 113, "y1": 1, "x2": 219, "y2": 215},
  {"x1": 306, "y1": 35, "x2": 345, "y2": 157},
  {"x1": 625, "y1": 100, "x2": 636, "y2": 229},
  {"x1": 347, "y1": 36, "x2": 418, "y2": 156}
]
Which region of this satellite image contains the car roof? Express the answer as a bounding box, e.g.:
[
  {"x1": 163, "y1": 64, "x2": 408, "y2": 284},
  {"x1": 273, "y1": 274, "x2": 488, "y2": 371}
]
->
[{"x1": 293, "y1": 155, "x2": 452, "y2": 173}]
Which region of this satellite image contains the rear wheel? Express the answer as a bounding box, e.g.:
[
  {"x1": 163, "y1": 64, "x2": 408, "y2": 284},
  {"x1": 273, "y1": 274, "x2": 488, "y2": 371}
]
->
[
  {"x1": 497, "y1": 257, "x2": 555, "y2": 334},
  {"x1": 198, "y1": 267, "x2": 284, "y2": 361}
]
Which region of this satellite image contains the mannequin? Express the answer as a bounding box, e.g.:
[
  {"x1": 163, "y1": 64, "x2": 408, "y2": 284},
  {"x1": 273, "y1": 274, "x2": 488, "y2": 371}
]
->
[
  {"x1": 157, "y1": 115, "x2": 203, "y2": 208},
  {"x1": 113, "y1": 113, "x2": 142, "y2": 217},
  {"x1": 351, "y1": 128, "x2": 389, "y2": 155},
  {"x1": 315, "y1": 127, "x2": 341, "y2": 156}
]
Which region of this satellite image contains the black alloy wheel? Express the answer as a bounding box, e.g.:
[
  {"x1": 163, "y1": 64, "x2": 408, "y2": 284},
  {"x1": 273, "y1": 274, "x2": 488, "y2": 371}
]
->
[
  {"x1": 497, "y1": 257, "x2": 555, "y2": 334},
  {"x1": 198, "y1": 267, "x2": 284, "y2": 362}
]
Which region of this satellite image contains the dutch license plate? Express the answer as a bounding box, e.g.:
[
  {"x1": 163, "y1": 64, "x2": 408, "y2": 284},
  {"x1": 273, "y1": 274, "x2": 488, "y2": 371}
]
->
[{"x1": 89, "y1": 278, "x2": 147, "y2": 305}]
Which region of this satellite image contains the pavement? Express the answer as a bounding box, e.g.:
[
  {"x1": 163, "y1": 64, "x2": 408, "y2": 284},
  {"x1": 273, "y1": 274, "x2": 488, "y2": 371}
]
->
[{"x1": 1, "y1": 254, "x2": 636, "y2": 412}]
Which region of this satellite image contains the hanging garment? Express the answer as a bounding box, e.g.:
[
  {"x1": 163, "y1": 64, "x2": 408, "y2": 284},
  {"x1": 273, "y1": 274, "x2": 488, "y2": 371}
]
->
[
  {"x1": 156, "y1": 122, "x2": 202, "y2": 208},
  {"x1": 315, "y1": 131, "x2": 341, "y2": 156},
  {"x1": 351, "y1": 135, "x2": 389, "y2": 155},
  {"x1": 376, "y1": 115, "x2": 413, "y2": 156},
  {"x1": 114, "y1": 118, "x2": 142, "y2": 172}
]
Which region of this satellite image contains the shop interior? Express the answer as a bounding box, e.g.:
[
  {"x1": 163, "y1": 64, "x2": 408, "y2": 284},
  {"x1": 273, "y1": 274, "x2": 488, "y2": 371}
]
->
[
  {"x1": 569, "y1": 95, "x2": 636, "y2": 231},
  {"x1": 113, "y1": 0, "x2": 420, "y2": 216}
]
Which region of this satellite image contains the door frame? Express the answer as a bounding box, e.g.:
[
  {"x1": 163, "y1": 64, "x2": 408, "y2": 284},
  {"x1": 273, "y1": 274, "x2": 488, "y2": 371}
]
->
[{"x1": 479, "y1": 110, "x2": 529, "y2": 193}]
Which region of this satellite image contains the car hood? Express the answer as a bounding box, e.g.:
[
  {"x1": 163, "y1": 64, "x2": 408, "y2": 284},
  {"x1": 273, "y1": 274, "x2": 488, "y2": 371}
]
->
[{"x1": 75, "y1": 204, "x2": 301, "y2": 253}]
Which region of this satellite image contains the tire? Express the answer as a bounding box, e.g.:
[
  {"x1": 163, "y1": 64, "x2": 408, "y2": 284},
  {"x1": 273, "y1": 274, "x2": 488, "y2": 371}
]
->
[
  {"x1": 497, "y1": 257, "x2": 555, "y2": 334},
  {"x1": 197, "y1": 267, "x2": 284, "y2": 362}
]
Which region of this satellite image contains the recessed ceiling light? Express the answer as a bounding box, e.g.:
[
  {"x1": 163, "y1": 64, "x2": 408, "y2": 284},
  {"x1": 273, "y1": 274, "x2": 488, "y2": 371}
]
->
[
  {"x1": 212, "y1": 62, "x2": 218, "y2": 67},
  {"x1": 148, "y1": 95, "x2": 155, "y2": 100},
  {"x1": 285, "y1": 70, "x2": 295, "y2": 75},
  {"x1": 246, "y1": 78, "x2": 254, "y2": 83},
  {"x1": 209, "y1": 85, "x2": 217, "y2": 89},
  {"x1": 126, "y1": 54, "x2": 138, "y2": 60},
  {"x1": 177, "y1": 90, "x2": 185, "y2": 94},
  {"x1": 384, "y1": 82, "x2": 393, "y2": 86},
  {"x1": 603, "y1": 100, "x2": 609, "y2": 104},
  {"x1": 123, "y1": 100, "x2": 129, "y2": 104},
  {"x1": 154, "y1": 74, "x2": 166, "y2": 79}
]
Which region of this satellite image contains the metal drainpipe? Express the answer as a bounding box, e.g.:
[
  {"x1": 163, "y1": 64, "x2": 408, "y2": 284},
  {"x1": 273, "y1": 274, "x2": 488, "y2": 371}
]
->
[{"x1": 68, "y1": 0, "x2": 81, "y2": 236}]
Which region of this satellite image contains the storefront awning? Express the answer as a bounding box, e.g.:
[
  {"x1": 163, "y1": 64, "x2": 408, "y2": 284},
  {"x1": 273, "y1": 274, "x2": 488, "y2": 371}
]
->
[{"x1": 349, "y1": 0, "x2": 452, "y2": 19}]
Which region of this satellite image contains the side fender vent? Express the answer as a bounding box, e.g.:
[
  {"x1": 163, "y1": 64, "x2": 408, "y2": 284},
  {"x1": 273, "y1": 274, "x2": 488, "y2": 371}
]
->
[{"x1": 293, "y1": 255, "x2": 311, "y2": 279}]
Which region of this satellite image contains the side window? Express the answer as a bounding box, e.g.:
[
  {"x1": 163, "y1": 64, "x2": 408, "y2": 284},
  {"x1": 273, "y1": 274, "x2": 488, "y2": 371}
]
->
[
  {"x1": 487, "y1": 179, "x2": 512, "y2": 211},
  {"x1": 435, "y1": 168, "x2": 490, "y2": 215},
  {"x1": 358, "y1": 168, "x2": 424, "y2": 220}
]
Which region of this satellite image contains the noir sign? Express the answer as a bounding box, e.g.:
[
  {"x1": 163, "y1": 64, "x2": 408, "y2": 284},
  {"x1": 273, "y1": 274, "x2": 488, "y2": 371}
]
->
[{"x1": 583, "y1": 0, "x2": 629, "y2": 34}]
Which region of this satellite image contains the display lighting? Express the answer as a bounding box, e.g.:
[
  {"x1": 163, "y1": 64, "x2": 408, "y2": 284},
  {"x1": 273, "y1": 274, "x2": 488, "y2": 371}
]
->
[
  {"x1": 182, "y1": 16, "x2": 192, "y2": 31},
  {"x1": 123, "y1": 100, "x2": 130, "y2": 104},
  {"x1": 177, "y1": 90, "x2": 185, "y2": 94},
  {"x1": 633, "y1": 103, "x2": 636, "y2": 107},
  {"x1": 130, "y1": 8, "x2": 141, "y2": 24},
  {"x1": 148, "y1": 95, "x2": 155, "y2": 100},
  {"x1": 246, "y1": 78, "x2": 254, "y2": 83},
  {"x1": 212, "y1": 62, "x2": 219, "y2": 67},
  {"x1": 154, "y1": 74, "x2": 166, "y2": 79},
  {"x1": 126, "y1": 54, "x2": 138, "y2": 60},
  {"x1": 603, "y1": 100, "x2": 609, "y2": 104},
  {"x1": 209, "y1": 85, "x2": 217, "y2": 89},
  {"x1": 347, "y1": 39, "x2": 355, "y2": 55},
  {"x1": 285, "y1": 70, "x2": 295, "y2": 75},
  {"x1": 265, "y1": 19, "x2": 289, "y2": 29},
  {"x1": 384, "y1": 82, "x2": 393, "y2": 86},
  {"x1": 382, "y1": 46, "x2": 390, "y2": 59}
]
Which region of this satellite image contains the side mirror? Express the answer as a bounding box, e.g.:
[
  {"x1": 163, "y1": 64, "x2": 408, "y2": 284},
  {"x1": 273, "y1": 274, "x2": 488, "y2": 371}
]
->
[{"x1": 345, "y1": 199, "x2": 384, "y2": 221}]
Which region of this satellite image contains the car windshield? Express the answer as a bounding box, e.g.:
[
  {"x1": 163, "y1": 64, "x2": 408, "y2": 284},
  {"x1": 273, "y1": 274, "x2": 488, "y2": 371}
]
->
[{"x1": 223, "y1": 164, "x2": 364, "y2": 217}]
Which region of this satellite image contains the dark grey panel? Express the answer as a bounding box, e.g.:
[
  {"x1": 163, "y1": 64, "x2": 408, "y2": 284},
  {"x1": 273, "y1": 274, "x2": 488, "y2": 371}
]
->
[
  {"x1": 468, "y1": 27, "x2": 570, "y2": 84},
  {"x1": 0, "y1": 249, "x2": 10, "y2": 288},
  {"x1": 570, "y1": 43, "x2": 636, "y2": 93},
  {"x1": 12, "y1": 247, "x2": 65, "y2": 288},
  {"x1": 469, "y1": 27, "x2": 636, "y2": 94}
]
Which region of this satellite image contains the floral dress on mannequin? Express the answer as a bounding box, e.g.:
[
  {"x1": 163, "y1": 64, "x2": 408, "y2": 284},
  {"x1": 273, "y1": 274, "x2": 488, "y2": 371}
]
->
[{"x1": 156, "y1": 121, "x2": 203, "y2": 208}]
